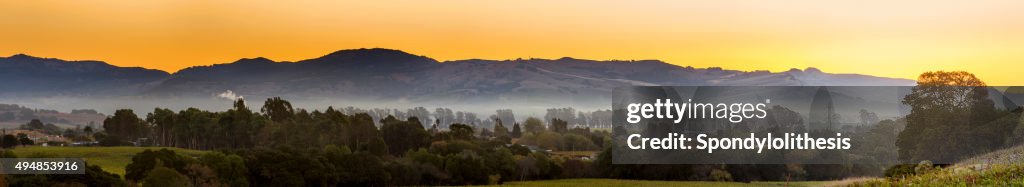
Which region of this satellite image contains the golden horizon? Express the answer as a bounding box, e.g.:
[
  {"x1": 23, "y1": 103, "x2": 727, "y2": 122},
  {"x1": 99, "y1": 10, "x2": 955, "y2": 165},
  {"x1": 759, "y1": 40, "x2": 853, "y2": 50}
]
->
[
  {"x1": 0, "y1": 49, "x2": 916, "y2": 82},
  {"x1": 2, "y1": 0, "x2": 1022, "y2": 84}
]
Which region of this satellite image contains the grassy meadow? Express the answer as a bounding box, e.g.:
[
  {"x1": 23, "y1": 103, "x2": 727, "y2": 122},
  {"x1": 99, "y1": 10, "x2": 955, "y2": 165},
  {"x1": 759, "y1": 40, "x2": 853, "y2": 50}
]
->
[
  {"x1": 4, "y1": 146, "x2": 857, "y2": 186},
  {"x1": 10, "y1": 146, "x2": 207, "y2": 177},
  {"x1": 852, "y1": 145, "x2": 1024, "y2": 186},
  {"x1": 13, "y1": 145, "x2": 1024, "y2": 186}
]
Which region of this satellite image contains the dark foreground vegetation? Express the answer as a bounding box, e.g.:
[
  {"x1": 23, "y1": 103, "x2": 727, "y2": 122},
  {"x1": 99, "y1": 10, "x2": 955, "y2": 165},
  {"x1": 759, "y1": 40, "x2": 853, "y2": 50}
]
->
[
  {"x1": 1, "y1": 97, "x2": 882, "y2": 186},
  {"x1": 847, "y1": 71, "x2": 1024, "y2": 186},
  {"x1": 0, "y1": 71, "x2": 1021, "y2": 186}
]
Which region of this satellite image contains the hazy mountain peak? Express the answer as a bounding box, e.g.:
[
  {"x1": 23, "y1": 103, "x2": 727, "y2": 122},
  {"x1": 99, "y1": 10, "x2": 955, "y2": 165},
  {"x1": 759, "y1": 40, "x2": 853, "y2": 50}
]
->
[
  {"x1": 784, "y1": 67, "x2": 823, "y2": 73},
  {"x1": 312, "y1": 48, "x2": 438, "y2": 64},
  {"x1": 8, "y1": 53, "x2": 36, "y2": 59},
  {"x1": 0, "y1": 53, "x2": 168, "y2": 97},
  {"x1": 804, "y1": 67, "x2": 823, "y2": 73},
  {"x1": 2, "y1": 54, "x2": 104, "y2": 67},
  {"x1": 556, "y1": 57, "x2": 579, "y2": 61},
  {"x1": 3, "y1": 53, "x2": 56, "y2": 62},
  {"x1": 232, "y1": 57, "x2": 275, "y2": 64},
  {"x1": 327, "y1": 48, "x2": 404, "y2": 55},
  {"x1": 1, "y1": 54, "x2": 126, "y2": 69}
]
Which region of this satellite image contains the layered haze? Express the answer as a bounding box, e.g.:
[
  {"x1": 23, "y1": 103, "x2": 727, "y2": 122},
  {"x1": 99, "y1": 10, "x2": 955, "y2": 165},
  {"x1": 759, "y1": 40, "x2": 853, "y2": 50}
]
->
[{"x1": 0, "y1": 48, "x2": 915, "y2": 116}]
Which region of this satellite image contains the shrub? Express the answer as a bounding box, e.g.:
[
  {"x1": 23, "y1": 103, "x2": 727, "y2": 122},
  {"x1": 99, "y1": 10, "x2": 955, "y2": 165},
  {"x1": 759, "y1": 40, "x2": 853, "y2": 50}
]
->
[
  {"x1": 710, "y1": 169, "x2": 733, "y2": 182},
  {"x1": 142, "y1": 167, "x2": 189, "y2": 187},
  {"x1": 915, "y1": 160, "x2": 935, "y2": 174},
  {"x1": 884, "y1": 164, "x2": 916, "y2": 177}
]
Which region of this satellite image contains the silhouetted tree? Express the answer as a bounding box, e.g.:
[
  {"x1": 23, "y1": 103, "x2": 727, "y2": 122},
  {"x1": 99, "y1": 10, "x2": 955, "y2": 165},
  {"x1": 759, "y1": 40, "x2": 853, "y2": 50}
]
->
[
  {"x1": 524, "y1": 117, "x2": 545, "y2": 134},
  {"x1": 448, "y1": 124, "x2": 475, "y2": 141},
  {"x1": 493, "y1": 119, "x2": 509, "y2": 138},
  {"x1": 103, "y1": 109, "x2": 149, "y2": 141},
  {"x1": 897, "y1": 71, "x2": 999, "y2": 163},
  {"x1": 147, "y1": 108, "x2": 176, "y2": 147},
  {"x1": 1, "y1": 135, "x2": 17, "y2": 148},
  {"x1": 381, "y1": 116, "x2": 430, "y2": 156},
  {"x1": 16, "y1": 133, "x2": 33, "y2": 146},
  {"x1": 261, "y1": 97, "x2": 294, "y2": 123},
  {"x1": 551, "y1": 119, "x2": 568, "y2": 133},
  {"x1": 511, "y1": 123, "x2": 522, "y2": 138}
]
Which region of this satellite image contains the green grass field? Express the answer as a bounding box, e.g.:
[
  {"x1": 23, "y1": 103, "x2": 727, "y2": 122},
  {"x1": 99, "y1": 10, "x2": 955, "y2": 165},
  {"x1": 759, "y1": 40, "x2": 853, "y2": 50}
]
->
[
  {"x1": 10, "y1": 146, "x2": 207, "y2": 177},
  {"x1": 853, "y1": 145, "x2": 1024, "y2": 186},
  {"x1": 492, "y1": 179, "x2": 832, "y2": 187},
  {"x1": 7, "y1": 147, "x2": 863, "y2": 186}
]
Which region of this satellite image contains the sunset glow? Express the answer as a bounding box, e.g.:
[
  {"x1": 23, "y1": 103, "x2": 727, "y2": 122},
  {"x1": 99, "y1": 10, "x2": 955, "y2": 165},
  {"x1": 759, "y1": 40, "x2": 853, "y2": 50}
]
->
[{"x1": 2, "y1": 0, "x2": 1022, "y2": 84}]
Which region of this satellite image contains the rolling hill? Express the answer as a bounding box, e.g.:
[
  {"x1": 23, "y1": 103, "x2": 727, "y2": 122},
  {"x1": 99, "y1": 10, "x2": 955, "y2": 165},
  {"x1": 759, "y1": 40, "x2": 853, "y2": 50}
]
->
[{"x1": 0, "y1": 49, "x2": 915, "y2": 113}]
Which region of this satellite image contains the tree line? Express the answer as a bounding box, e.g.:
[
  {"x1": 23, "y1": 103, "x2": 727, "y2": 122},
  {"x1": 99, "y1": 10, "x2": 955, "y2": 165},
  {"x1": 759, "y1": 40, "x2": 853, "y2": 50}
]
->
[{"x1": 5, "y1": 71, "x2": 1019, "y2": 186}]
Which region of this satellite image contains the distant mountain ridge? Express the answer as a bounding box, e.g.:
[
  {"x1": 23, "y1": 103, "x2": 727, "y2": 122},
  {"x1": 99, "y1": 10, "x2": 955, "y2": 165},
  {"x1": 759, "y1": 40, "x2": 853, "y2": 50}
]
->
[
  {"x1": 0, "y1": 54, "x2": 168, "y2": 97},
  {"x1": 0, "y1": 49, "x2": 915, "y2": 109}
]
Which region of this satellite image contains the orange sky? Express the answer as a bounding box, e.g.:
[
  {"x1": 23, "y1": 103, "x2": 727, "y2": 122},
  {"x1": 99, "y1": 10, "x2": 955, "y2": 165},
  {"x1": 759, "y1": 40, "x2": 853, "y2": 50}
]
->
[{"x1": 2, "y1": 0, "x2": 1022, "y2": 85}]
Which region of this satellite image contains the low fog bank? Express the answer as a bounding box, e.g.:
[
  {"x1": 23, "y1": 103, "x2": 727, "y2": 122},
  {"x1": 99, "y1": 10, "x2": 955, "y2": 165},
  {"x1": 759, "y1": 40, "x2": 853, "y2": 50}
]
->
[{"x1": 0, "y1": 96, "x2": 610, "y2": 121}]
